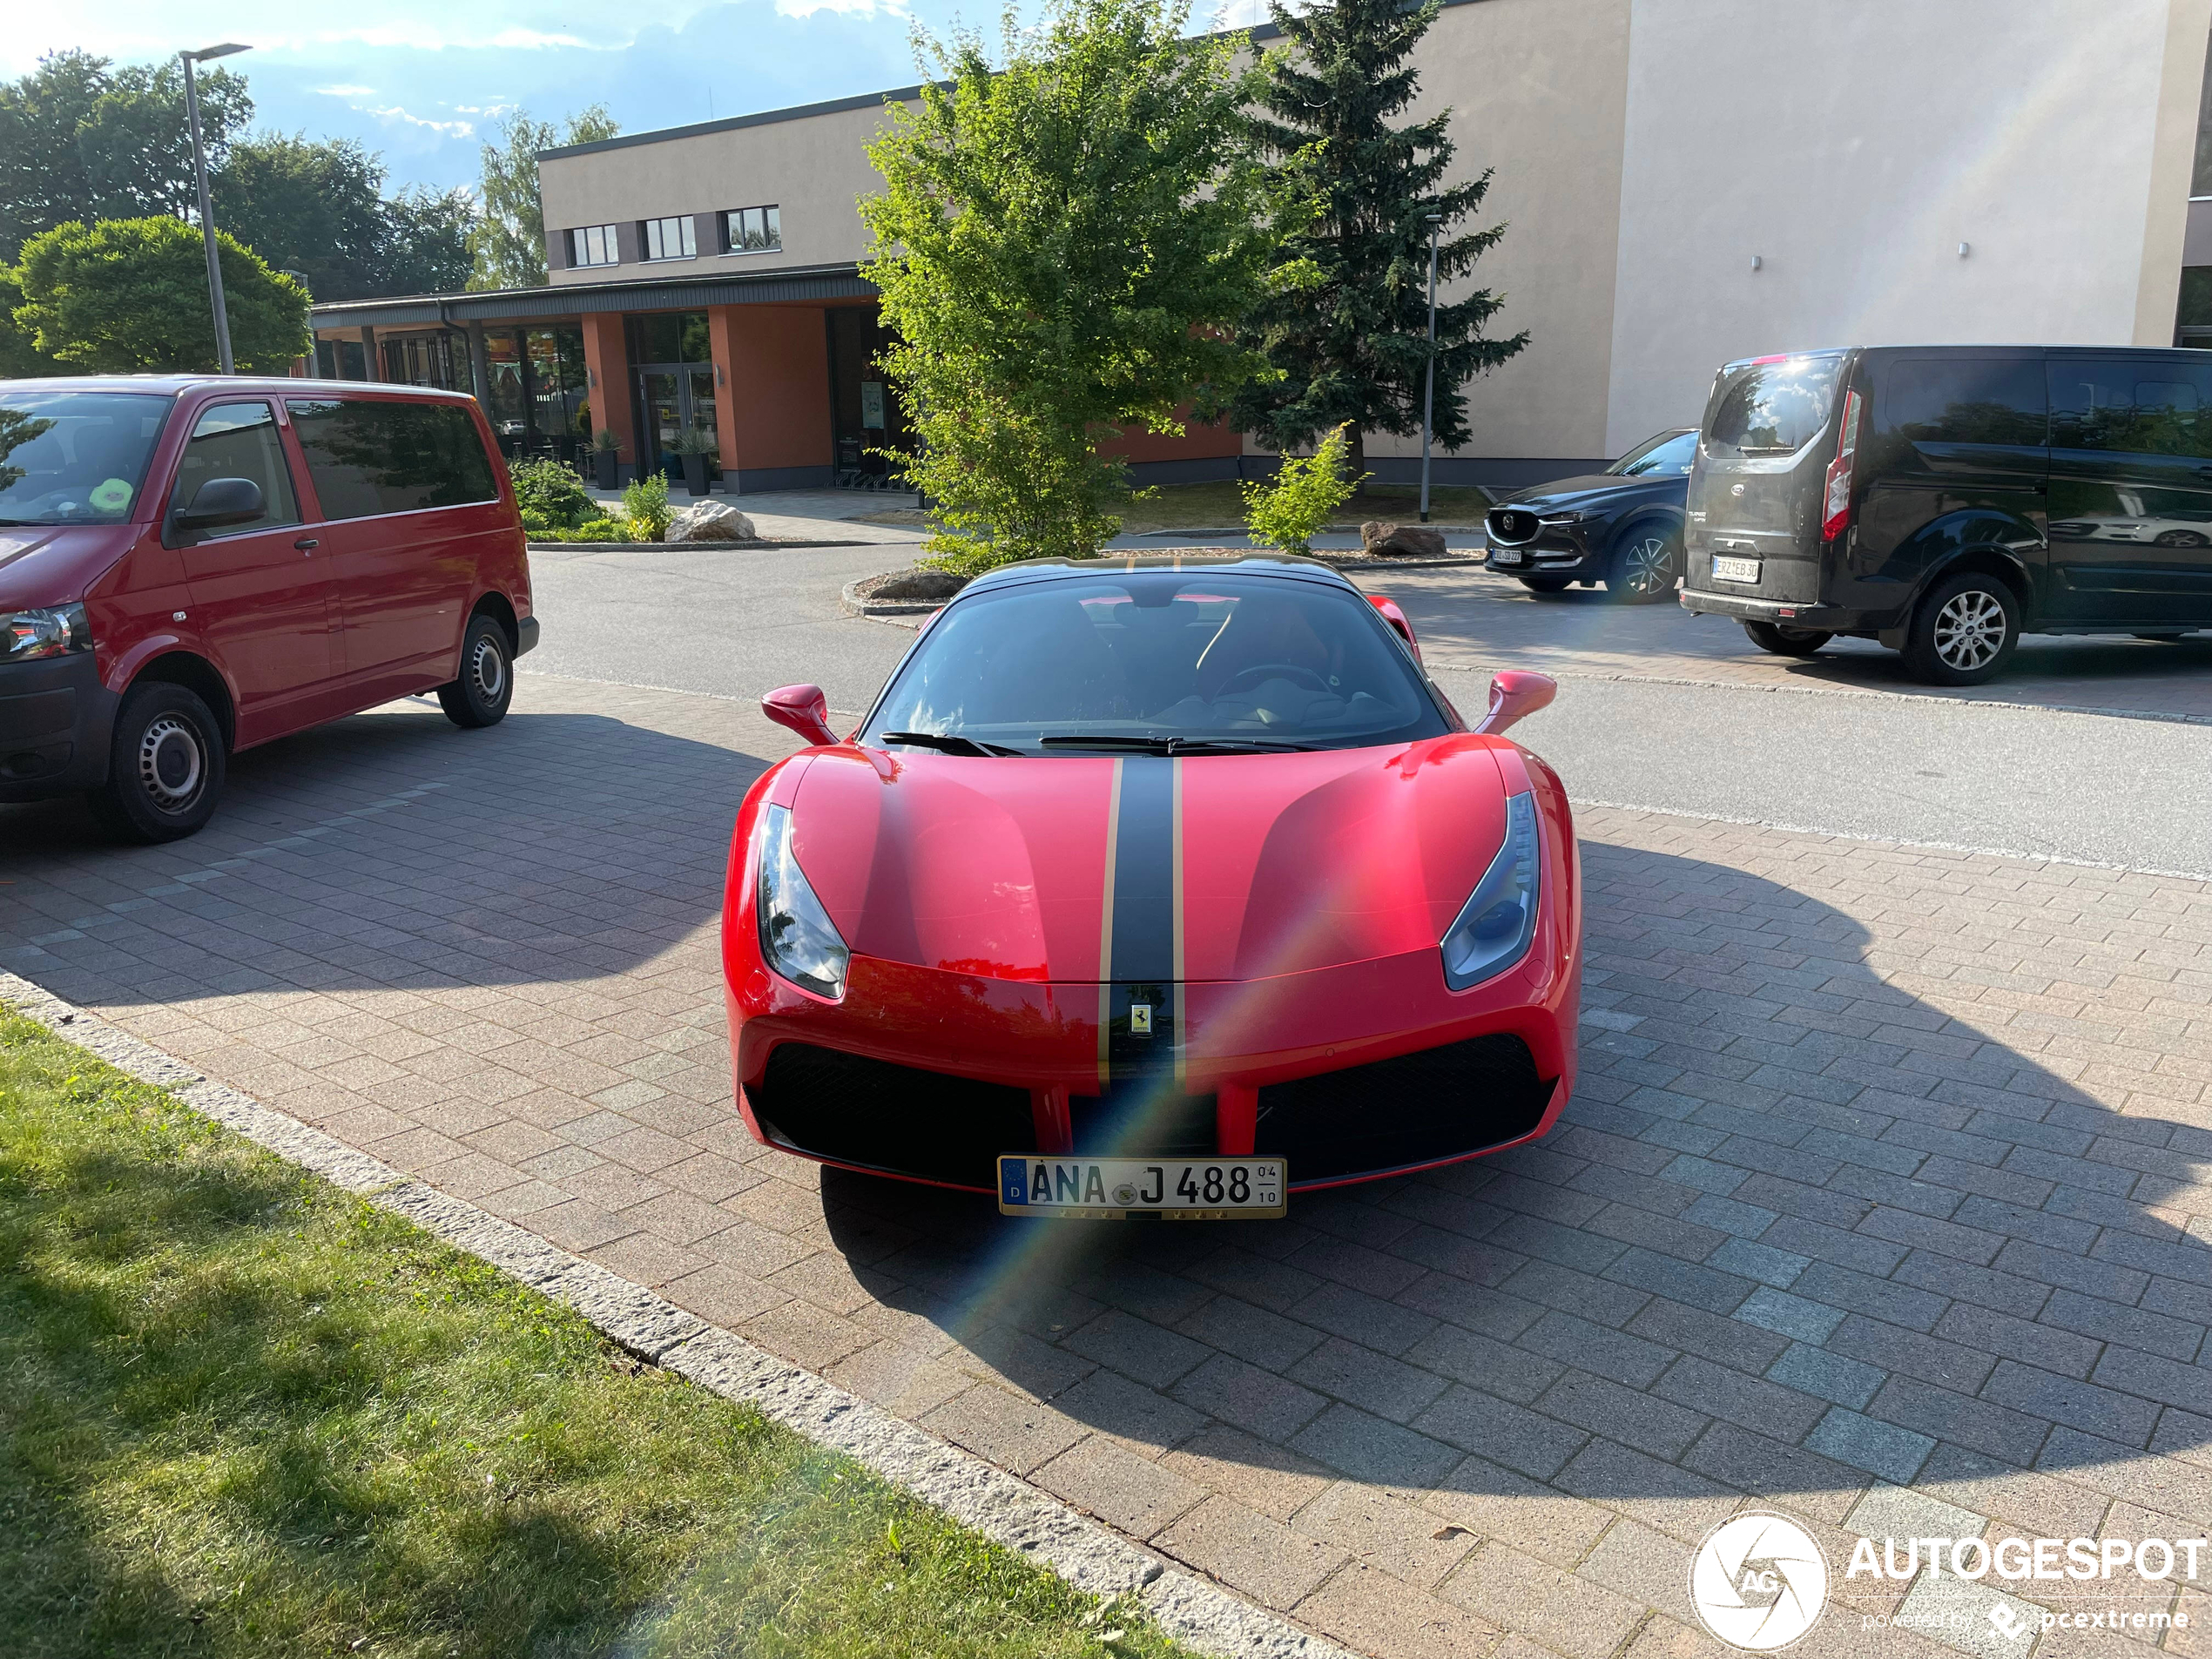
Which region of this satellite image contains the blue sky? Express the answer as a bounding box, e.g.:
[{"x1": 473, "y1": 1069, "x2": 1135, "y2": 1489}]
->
[{"x1": 20, "y1": 0, "x2": 1266, "y2": 199}]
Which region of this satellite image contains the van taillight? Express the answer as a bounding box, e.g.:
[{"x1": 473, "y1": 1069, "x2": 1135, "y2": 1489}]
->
[{"x1": 1821, "y1": 387, "x2": 1863, "y2": 542}]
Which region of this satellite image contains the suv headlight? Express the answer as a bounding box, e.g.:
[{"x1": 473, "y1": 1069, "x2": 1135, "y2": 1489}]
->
[
  {"x1": 1536, "y1": 510, "x2": 1585, "y2": 527},
  {"x1": 3, "y1": 603, "x2": 91, "y2": 662},
  {"x1": 756, "y1": 803, "x2": 849, "y2": 999},
  {"x1": 1441, "y1": 792, "x2": 1541, "y2": 990}
]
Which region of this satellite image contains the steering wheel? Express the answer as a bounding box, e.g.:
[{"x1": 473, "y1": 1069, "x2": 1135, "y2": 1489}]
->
[{"x1": 1219, "y1": 662, "x2": 1331, "y2": 695}]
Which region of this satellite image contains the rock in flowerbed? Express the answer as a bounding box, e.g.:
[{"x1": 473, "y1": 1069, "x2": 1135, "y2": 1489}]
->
[
  {"x1": 665, "y1": 501, "x2": 758, "y2": 543},
  {"x1": 1359, "y1": 520, "x2": 1449, "y2": 558}
]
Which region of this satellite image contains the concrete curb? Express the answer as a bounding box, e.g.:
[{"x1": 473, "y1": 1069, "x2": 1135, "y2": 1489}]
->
[
  {"x1": 0, "y1": 972, "x2": 1353, "y2": 1659},
  {"x1": 840, "y1": 576, "x2": 949, "y2": 618}
]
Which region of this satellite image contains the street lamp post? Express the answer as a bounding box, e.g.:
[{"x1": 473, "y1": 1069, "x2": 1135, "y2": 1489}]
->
[
  {"x1": 1419, "y1": 213, "x2": 1442, "y2": 523},
  {"x1": 180, "y1": 43, "x2": 251, "y2": 374}
]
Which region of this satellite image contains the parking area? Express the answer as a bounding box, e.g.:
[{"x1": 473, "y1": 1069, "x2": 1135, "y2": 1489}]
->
[{"x1": 3, "y1": 632, "x2": 2207, "y2": 1658}]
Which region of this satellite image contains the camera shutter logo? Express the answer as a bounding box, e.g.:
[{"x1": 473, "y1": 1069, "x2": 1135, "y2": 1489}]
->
[{"x1": 1690, "y1": 1513, "x2": 1829, "y2": 1650}]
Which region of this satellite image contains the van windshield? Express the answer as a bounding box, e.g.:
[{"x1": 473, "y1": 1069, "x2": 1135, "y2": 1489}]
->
[
  {"x1": 1704, "y1": 356, "x2": 1844, "y2": 459},
  {"x1": 0, "y1": 390, "x2": 170, "y2": 525}
]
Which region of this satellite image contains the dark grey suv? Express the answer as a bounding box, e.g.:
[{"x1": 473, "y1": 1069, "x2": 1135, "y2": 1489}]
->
[
  {"x1": 1483, "y1": 428, "x2": 1694, "y2": 603},
  {"x1": 1678, "y1": 346, "x2": 2212, "y2": 685}
]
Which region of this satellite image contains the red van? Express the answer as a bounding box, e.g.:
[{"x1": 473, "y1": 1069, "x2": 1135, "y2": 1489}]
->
[{"x1": 0, "y1": 377, "x2": 536, "y2": 841}]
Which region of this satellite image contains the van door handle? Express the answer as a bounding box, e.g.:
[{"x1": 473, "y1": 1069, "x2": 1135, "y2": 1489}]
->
[{"x1": 294, "y1": 536, "x2": 320, "y2": 551}]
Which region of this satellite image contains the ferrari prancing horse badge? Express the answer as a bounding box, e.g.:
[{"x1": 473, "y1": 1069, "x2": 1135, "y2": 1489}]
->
[{"x1": 1130, "y1": 1003, "x2": 1153, "y2": 1035}]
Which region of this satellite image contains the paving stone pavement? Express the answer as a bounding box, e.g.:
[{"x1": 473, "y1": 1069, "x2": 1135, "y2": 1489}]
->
[{"x1": 3, "y1": 673, "x2": 2209, "y2": 1659}]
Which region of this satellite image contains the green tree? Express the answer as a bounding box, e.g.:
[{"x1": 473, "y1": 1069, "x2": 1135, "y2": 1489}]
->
[
  {"x1": 0, "y1": 268, "x2": 63, "y2": 377},
  {"x1": 14, "y1": 216, "x2": 310, "y2": 373},
  {"x1": 1231, "y1": 0, "x2": 1527, "y2": 483},
  {"x1": 0, "y1": 51, "x2": 253, "y2": 261},
  {"x1": 469, "y1": 105, "x2": 617, "y2": 291},
  {"x1": 860, "y1": 0, "x2": 1282, "y2": 570},
  {"x1": 219, "y1": 133, "x2": 473, "y2": 300}
]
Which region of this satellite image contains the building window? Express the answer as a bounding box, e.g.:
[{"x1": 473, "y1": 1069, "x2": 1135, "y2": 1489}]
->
[
  {"x1": 642, "y1": 216, "x2": 696, "y2": 261},
  {"x1": 722, "y1": 205, "x2": 781, "y2": 254},
  {"x1": 568, "y1": 224, "x2": 618, "y2": 267}
]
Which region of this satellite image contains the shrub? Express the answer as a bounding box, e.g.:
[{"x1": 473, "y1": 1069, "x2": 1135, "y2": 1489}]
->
[
  {"x1": 1241, "y1": 423, "x2": 1364, "y2": 555},
  {"x1": 509, "y1": 455, "x2": 595, "y2": 529},
  {"x1": 621, "y1": 470, "x2": 672, "y2": 541},
  {"x1": 524, "y1": 516, "x2": 626, "y2": 543}
]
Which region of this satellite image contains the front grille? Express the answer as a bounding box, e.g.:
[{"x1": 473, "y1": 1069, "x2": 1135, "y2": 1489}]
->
[
  {"x1": 1071, "y1": 1080, "x2": 1217, "y2": 1158},
  {"x1": 749, "y1": 1042, "x2": 1033, "y2": 1188},
  {"x1": 1257, "y1": 1034, "x2": 1552, "y2": 1184},
  {"x1": 1487, "y1": 509, "x2": 1540, "y2": 546}
]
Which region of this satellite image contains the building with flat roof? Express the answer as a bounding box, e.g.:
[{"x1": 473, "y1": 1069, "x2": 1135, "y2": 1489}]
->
[{"x1": 307, "y1": 0, "x2": 2212, "y2": 495}]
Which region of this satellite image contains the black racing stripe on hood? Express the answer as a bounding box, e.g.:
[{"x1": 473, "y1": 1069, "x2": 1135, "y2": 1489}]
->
[{"x1": 1109, "y1": 757, "x2": 1176, "y2": 983}]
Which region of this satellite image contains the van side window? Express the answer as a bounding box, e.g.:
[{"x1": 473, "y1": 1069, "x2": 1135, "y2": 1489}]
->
[
  {"x1": 165, "y1": 401, "x2": 302, "y2": 539},
  {"x1": 285, "y1": 398, "x2": 499, "y2": 520},
  {"x1": 2049, "y1": 361, "x2": 2212, "y2": 461},
  {"x1": 1879, "y1": 360, "x2": 2046, "y2": 447}
]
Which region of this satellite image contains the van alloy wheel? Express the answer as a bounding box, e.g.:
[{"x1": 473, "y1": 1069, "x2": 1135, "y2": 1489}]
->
[{"x1": 1932, "y1": 590, "x2": 2006, "y2": 671}]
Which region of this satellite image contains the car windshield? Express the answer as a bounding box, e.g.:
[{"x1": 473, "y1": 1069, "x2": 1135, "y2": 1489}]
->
[
  {"x1": 1607, "y1": 429, "x2": 1696, "y2": 475},
  {"x1": 0, "y1": 389, "x2": 170, "y2": 525},
  {"x1": 1703, "y1": 355, "x2": 1844, "y2": 458},
  {"x1": 864, "y1": 571, "x2": 1451, "y2": 753}
]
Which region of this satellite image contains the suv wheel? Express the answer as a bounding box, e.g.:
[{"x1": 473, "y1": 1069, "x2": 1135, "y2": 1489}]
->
[
  {"x1": 1608, "y1": 522, "x2": 1682, "y2": 604},
  {"x1": 89, "y1": 681, "x2": 226, "y2": 843},
  {"x1": 1742, "y1": 620, "x2": 1832, "y2": 658},
  {"x1": 438, "y1": 614, "x2": 514, "y2": 728},
  {"x1": 1903, "y1": 571, "x2": 2019, "y2": 685}
]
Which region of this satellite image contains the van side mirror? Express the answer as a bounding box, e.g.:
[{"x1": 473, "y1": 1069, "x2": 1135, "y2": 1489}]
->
[
  {"x1": 760, "y1": 684, "x2": 839, "y2": 746},
  {"x1": 1368, "y1": 593, "x2": 1420, "y2": 662},
  {"x1": 172, "y1": 476, "x2": 264, "y2": 532},
  {"x1": 1474, "y1": 670, "x2": 1556, "y2": 736}
]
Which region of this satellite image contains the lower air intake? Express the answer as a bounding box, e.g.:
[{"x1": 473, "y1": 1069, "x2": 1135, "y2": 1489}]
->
[{"x1": 1257, "y1": 1033, "x2": 1553, "y2": 1184}]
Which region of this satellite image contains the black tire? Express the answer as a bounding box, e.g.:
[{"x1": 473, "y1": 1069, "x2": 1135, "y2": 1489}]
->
[
  {"x1": 1518, "y1": 576, "x2": 1574, "y2": 596},
  {"x1": 88, "y1": 681, "x2": 226, "y2": 843},
  {"x1": 1901, "y1": 570, "x2": 2020, "y2": 685},
  {"x1": 1742, "y1": 619, "x2": 1834, "y2": 658},
  {"x1": 438, "y1": 613, "x2": 514, "y2": 728},
  {"x1": 1607, "y1": 520, "x2": 1683, "y2": 604}
]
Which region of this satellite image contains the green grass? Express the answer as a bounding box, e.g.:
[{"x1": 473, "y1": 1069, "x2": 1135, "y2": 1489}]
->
[
  {"x1": 0, "y1": 1008, "x2": 1184, "y2": 1659},
  {"x1": 856, "y1": 478, "x2": 1494, "y2": 537}
]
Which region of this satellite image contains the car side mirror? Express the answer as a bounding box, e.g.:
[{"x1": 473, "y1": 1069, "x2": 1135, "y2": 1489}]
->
[
  {"x1": 761, "y1": 683, "x2": 839, "y2": 746},
  {"x1": 172, "y1": 476, "x2": 264, "y2": 533},
  {"x1": 1368, "y1": 593, "x2": 1420, "y2": 662},
  {"x1": 1474, "y1": 670, "x2": 1556, "y2": 736}
]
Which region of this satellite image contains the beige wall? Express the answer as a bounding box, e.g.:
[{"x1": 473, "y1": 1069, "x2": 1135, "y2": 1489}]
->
[{"x1": 538, "y1": 98, "x2": 907, "y2": 282}]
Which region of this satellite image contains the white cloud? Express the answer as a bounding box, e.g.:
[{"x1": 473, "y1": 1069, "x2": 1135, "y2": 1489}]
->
[
  {"x1": 360, "y1": 104, "x2": 476, "y2": 137},
  {"x1": 774, "y1": 0, "x2": 907, "y2": 17},
  {"x1": 316, "y1": 83, "x2": 377, "y2": 97}
]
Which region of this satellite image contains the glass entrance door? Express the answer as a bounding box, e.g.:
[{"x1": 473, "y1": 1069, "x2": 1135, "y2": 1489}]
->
[
  {"x1": 687, "y1": 368, "x2": 718, "y2": 480},
  {"x1": 634, "y1": 365, "x2": 721, "y2": 484}
]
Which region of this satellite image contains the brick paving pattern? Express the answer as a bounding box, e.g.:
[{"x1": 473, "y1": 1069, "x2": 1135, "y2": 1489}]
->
[{"x1": 3, "y1": 674, "x2": 2208, "y2": 1659}]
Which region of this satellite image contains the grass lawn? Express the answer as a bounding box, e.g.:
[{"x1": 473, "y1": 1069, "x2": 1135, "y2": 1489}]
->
[
  {"x1": 855, "y1": 478, "x2": 1494, "y2": 536},
  {"x1": 0, "y1": 1008, "x2": 1182, "y2": 1659}
]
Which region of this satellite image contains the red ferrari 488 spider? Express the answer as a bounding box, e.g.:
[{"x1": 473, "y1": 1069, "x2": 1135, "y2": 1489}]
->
[{"x1": 722, "y1": 556, "x2": 1580, "y2": 1219}]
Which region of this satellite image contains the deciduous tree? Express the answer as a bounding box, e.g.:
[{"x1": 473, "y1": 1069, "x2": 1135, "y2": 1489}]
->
[
  {"x1": 220, "y1": 133, "x2": 473, "y2": 301},
  {"x1": 860, "y1": 0, "x2": 1284, "y2": 569},
  {"x1": 14, "y1": 216, "x2": 310, "y2": 374},
  {"x1": 469, "y1": 105, "x2": 617, "y2": 291},
  {"x1": 1231, "y1": 0, "x2": 1527, "y2": 483}
]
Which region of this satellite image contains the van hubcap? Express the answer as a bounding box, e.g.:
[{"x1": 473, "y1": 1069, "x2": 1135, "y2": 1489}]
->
[
  {"x1": 1621, "y1": 535, "x2": 1676, "y2": 597},
  {"x1": 138, "y1": 716, "x2": 205, "y2": 812},
  {"x1": 470, "y1": 636, "x2": 506, "y2": 702},
  {"x1": 1933, "y1": 590, "x2": 2006, "y2": 671}
]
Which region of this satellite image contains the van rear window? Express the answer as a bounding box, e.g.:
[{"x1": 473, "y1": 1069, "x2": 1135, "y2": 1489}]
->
[
  {"x1": 1703, "y1": 356, "x2": 1843, "y2": 458},
  {"x1": 286, "y1": 398, "x2": 497, "y2": 521}
]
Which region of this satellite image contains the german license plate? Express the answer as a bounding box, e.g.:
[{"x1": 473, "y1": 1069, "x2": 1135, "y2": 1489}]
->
[
  {"x1": 997, "y1": 1155, "x2": 1287, "y2": 1219},
  {"x1": 1489, "y1": 549, "x2": 1524, "y2": 566},
  {"x1": 1710, "y1": 555, "x2": 1761, "y2": 583}
]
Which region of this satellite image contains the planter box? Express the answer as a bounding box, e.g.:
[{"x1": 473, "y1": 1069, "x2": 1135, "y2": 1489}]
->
[
  {"x1": 681, "y1": 453, "x2": 710, "y2": 496},
  {"x1": 593, "y1": 451, "x2": 619, "y2": 490}
]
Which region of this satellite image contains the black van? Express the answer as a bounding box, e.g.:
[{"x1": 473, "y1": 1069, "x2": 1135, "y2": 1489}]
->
[{"x1": 1677, "y1": 346, "x2": 2212, "y2": 684}]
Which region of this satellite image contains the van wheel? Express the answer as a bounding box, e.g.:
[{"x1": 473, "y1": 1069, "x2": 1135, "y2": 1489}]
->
[
  {"x1": 438, "y1": 614, "x2": 513, "y2": 729},
  {"x1": 1742, "y1": 620, "x2": 1833, "y2": 657},
  {"x1": 1518, "y1": 577, "x2": 1574, "y2": 596},
  {"x1": 89, "y1": 681, "x2": 226, "y2": 843},
  {"x1": 1608, "y1": 523, "x2": 1681, "y2": 604},
  {"x1": 1903, "y1": 572, "x2": 2019, "y2": 685}
]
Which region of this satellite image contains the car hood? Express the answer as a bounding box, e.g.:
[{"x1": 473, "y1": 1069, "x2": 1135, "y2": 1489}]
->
[
  {"x1": 1494, "y1": 474, "x2": 1685, "y2": 512},
  {"x1": 784, "y1": 738, "x2": 1514, "y2": 982},
  {"x1": 0, "y1": 523, "x2": 134, "y2": 609}
]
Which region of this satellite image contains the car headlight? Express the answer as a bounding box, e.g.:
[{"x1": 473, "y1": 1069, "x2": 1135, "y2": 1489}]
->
[
  {"x1": 1441, "y1": 792, "x2": 1541, "y2": 990},
  {"x1": 3, "y1": 603, "x2": 91, "y2": 662},
  {"x1": 1536, "y1": 510, "x2": 1585, "y2": 527},
  {"x1": 756, "y1": 802, "x2": 849, "y2": 999}
]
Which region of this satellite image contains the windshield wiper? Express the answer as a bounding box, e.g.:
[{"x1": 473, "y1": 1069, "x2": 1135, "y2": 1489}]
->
[
  {"x1": 878, "y1": 731, "x2": 1022, "y2": 757},
  {"x1": 1038, "y1": 735, "x2": 1315, "y2": 755}
]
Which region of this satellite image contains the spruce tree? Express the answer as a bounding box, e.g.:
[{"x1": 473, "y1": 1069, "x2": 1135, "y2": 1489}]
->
[{"x1": 1231, "y1": 0, "x2": 1527, "y2": 486}]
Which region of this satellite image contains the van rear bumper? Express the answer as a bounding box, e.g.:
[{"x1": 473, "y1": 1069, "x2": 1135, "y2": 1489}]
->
[
  {"x1": 0, "y1": 652, "x2": 116, "y2": 803},
  {"x1": 1678, "y1": 587, "x2": 1900, "y2": 631}
]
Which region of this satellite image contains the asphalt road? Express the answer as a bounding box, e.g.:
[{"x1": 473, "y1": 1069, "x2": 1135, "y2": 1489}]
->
[{"x1": 525, "y1": 542, "x2": 2212, "y2": 878}]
